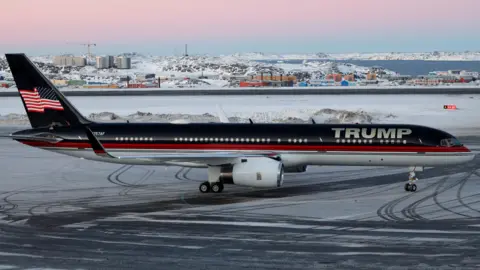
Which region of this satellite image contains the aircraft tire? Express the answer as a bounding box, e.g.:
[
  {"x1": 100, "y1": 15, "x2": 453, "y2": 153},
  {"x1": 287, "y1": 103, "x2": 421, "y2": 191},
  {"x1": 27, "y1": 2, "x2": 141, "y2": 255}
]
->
[
  {"x1": 211, "y1": 182, "x2": 224, "y2": 193},
  {"x1": 199, "y1": 182, "x2": 210, "y2": 193}
]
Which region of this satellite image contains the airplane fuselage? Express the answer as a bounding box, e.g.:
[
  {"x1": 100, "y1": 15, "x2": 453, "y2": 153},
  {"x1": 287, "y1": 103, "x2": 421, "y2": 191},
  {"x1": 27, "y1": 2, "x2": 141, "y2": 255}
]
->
[{"x1": 13, "y1": 122, "x2": 475, "y2": 168}]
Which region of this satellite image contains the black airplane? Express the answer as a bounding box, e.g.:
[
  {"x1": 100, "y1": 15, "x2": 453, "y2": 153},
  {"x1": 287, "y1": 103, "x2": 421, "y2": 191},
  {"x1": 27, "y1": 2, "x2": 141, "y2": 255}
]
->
[{"x1": 4, "y1": 53, "x2": 474, "y2": 194}]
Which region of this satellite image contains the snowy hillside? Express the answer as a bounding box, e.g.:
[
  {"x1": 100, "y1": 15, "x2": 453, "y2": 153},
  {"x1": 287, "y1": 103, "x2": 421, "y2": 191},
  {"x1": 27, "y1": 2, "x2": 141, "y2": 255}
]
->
[
  {"x1": 232, "y1": 51, "x2": 480, "y2": 61},
  {"x1": 0, "y1": 54, "x2": 396, "y2": 87}
]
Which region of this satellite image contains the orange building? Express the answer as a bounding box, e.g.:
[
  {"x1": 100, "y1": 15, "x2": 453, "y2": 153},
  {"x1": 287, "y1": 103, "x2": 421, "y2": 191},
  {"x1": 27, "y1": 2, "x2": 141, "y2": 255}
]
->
[
  {"x1": 325, "y1": 74, "x2": 343, "y2": 82},
  {"x1": 366, "y1": 73, "x2": 377, "y2": 80},
  {"x1": 343, "y1": 74, "x2": 355, "y2": 81},
  {"x1": 240, "y1": 81, "x2": 269, "y2": 87},
  {"x1": 253, "y1": 75, "x2": 296, "y2": 82}
]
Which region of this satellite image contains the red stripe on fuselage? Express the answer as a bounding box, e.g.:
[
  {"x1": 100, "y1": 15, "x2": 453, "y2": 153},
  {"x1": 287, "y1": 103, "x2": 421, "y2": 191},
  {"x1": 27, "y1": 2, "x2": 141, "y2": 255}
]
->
[{"x1": 16, "y1": 140, "x2": 471, "y2": 153}]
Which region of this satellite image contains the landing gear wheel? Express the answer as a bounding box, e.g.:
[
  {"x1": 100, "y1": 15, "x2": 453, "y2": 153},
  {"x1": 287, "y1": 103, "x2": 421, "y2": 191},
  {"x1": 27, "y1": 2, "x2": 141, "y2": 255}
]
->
[
  {"x1": 410, "y1": 184, "x2": 417, "y2": 192},
  {"x1": 211, "y1": 182, "x2": 224, "y2": 193},
  {"x1": 199, "y1": 182, "x2": 210, "y2": 193}
]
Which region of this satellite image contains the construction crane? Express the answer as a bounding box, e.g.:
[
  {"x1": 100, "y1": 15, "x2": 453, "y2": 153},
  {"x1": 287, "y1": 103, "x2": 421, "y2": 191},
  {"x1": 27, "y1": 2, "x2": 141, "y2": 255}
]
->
[{"x1": 66, "y1": 42, "x2": 97, "y2": 59}]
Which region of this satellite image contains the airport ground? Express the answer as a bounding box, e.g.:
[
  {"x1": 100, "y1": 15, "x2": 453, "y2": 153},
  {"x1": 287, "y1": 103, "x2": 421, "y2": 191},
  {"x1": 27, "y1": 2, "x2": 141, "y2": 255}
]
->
[
  {"x1": 0, "y1": 126, "x2": 480, "y2": 269},
  {"x1": 2, "y1": 85, "x2": 480, "y2": 97}
]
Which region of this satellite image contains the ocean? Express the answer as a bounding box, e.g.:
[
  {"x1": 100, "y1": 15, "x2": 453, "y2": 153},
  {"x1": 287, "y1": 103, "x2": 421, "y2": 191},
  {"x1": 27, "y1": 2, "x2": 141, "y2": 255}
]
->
[{"x1": 255, "y1": 60, "x2": 480, "y2": 76}]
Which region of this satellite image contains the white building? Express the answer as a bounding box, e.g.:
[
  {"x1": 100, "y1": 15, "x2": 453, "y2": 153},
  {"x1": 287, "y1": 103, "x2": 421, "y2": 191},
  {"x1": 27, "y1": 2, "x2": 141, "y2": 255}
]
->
[
  {"x1": 95, "y1": 56, "x2": 110, "y2": 69},
  {"x1": 115, "y1": 56, "x2": 131, "y2": 69},
  {"x1": 53, "y1": 56, "x2": 86, "y2": 67}
]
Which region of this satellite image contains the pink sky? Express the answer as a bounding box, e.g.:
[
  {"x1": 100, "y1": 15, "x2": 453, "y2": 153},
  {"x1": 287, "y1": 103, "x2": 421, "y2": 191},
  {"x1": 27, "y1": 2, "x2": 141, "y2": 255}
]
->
[{"x1": 3, "y1": 0, "x2": 479, "y2": 53}]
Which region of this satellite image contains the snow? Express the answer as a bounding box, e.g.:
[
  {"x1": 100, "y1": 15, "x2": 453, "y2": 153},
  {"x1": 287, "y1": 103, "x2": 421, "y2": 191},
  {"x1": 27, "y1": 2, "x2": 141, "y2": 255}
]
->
[
  {"x1": 1, "y1": 84, "x2": 479, "y2": 93},
  {"x1": 0, "y1": 94, "x2": 478, "y2": 136},
  {"x1": 1, "y1": 52, "x2": 479, "y2": 92},
  {"x1": 232, "y1": 51, "x2": 480, "y2": 61},
  {"x1": 0, "y1": 54, "x2": 398, "y2": 88}
]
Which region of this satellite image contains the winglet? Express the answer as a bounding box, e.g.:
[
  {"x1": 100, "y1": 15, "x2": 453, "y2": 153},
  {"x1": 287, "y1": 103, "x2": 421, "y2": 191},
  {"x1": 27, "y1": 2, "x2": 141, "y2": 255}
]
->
[{"x1": 84, "y1": 127, "x2": 116, "y2": 158}]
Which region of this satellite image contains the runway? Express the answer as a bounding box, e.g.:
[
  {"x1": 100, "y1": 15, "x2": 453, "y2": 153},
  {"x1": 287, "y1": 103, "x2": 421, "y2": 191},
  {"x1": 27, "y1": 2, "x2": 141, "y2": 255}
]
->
[{"x1": 0, "y1": 126, "x2": 480, "y2": 269}]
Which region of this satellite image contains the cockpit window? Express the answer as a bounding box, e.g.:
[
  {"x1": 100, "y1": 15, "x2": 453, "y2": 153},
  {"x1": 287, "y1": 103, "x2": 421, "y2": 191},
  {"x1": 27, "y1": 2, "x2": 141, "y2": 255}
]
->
[
  {"x1": 37, "y1": 133, "x2": 58, "y2": 139},
  {"x1": 440, "y1": 138, "x2": 463, "y2": 147}
]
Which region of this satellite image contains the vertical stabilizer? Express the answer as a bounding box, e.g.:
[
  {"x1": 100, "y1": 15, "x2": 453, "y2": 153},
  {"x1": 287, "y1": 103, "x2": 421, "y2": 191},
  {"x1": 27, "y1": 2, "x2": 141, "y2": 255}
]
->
[{"x1": 5, "y1": 53, "x2": 91, "y2": 128}]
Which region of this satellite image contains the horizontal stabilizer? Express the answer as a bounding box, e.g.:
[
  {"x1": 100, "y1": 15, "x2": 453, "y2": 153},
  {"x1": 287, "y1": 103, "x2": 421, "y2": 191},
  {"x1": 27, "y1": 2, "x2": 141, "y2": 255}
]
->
[{"x1": 0, "y1": 134, "x2": 63, "y2": 143}]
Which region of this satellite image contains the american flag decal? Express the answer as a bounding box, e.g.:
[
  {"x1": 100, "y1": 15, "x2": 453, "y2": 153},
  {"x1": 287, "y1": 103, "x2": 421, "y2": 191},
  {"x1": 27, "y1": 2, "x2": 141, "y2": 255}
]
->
[{"x1": 19, "y1": 87, "x2": 64, "y2": 113}]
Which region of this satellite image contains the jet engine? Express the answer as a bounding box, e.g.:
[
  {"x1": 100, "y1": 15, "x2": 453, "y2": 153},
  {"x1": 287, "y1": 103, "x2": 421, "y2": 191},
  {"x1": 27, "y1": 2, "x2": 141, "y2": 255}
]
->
[
  {"x1": 284, "y1": 165, "x2": 307, "y2": 173},
  {"x1": 214, "y1": 157, "x2": 284, "y2": 188}
]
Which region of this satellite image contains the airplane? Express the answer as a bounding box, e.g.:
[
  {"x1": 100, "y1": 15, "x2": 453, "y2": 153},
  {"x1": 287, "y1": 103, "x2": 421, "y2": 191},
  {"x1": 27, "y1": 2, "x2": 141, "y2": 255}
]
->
[{"x1": 3, "y1": 53, "x2": 476, "y2": 194}]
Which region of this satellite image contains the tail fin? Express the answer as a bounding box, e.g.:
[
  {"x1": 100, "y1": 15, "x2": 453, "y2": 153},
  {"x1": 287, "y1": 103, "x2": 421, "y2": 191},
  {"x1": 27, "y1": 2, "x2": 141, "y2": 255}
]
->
[{"x1": 5, "y1": 53, "x2": 91, "y2": 128}]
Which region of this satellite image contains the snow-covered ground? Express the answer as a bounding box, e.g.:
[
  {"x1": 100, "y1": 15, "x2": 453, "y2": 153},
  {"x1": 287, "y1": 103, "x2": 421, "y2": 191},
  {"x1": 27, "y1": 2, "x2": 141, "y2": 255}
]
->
[
  {"x1": 0, "y1": 94, "x2": 478, "y2": 136},
  {"x1": 0, "y1": 54, "x2": 397, "y2": 87},
  {"x1": 1, "y1": 51, "x2": 479, "y2": 90},
  {"x1": 234, "y1": 51, "x2": 480, "y2": 61}
]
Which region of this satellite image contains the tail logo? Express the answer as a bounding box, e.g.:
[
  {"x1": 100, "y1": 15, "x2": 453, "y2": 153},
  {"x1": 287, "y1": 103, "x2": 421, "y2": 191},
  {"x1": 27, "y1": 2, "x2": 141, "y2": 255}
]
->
[{"x1": 19, "y1": 86, "x2": 64, "y2": 113}]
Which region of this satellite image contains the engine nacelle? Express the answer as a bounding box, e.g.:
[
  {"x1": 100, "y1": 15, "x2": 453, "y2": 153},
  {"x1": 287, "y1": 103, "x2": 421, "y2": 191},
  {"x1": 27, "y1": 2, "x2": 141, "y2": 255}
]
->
[
  {"x1": 284, "y1": 165, "x2": 308, "y2": 173},
  {"x1": 214, "y1": 157, "x2": 284, "y2": 188}
]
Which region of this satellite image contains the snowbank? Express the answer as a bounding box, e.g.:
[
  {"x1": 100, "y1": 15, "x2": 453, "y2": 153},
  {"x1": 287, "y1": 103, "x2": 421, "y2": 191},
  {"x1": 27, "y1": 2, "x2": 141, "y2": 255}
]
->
[{"x1": 0, "y1": 94, "x2": 479, "y2": 136}]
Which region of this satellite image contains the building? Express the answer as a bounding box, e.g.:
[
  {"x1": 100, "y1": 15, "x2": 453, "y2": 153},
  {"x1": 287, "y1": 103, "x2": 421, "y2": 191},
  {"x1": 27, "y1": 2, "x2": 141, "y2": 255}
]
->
[
  {"x1": 96, "y1": 56, "x2": 110, "y2": 69},
  {"x1": 50, "y1": 79, "x2": 68, "y2": 86},
  {"x1": 382, "y1": 75, "x2": 412, "y2": 81},
  {"x1": 252, "y1": 74, "x2": 296, "y2": 82},
  {"x1": 0, "y1": 81, "x2": 13, "y2": 88},
  {"x1": 115, "y1": 56, "x2": 131, "y2": 69},
  {"x1": 239, "y1": 81, "x2": 268, "y2": 87},
  {"x1": 53, "y1": 56, "x2": 86, "y2": 67},
  {"x1": 108, "y1": 56, "x2": 115, "y2": 68},
  {"x1": 83, "y1": 84, "x2": 118, "y2": 89},
  {"x1": 448, "y1": 70, "x2": 462, "y2": 75},
  {"x1": 366, "y1": 73, "x2": 377, "y2": 80},
  {"x1": 325, "y1": 74, "x2": 343, "y2": 82},
  {"x1": 95, "y1": 56, "x2": 109, "y2": 69},
  {"x1": 343, "y1": 74, "x2": 355, "y2": 82},
  {"x1": 136, "y1": 74, "x2": 156, "y2": 81},
  {"x1": 67, "y1": 80, "x2": 86, "y2": 86},
  {"x1": 308, "y1": 79, "x2": 335, "y2": 86},
  {"x1": 96, "y1": 55, "x2": 115, "y2": 69}
]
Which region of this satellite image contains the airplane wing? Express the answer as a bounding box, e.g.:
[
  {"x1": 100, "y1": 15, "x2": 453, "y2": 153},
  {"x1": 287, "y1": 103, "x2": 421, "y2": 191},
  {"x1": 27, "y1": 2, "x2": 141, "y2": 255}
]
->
[
  {"x1": 216, "y1": 105, "x2": 254, "y2": 124},
  {"x1": 216, "y1": 105, "x2": 230, "y2": 123},
  {"x1": 84, "y1": 127, "x2": 276, "y2": 165}
]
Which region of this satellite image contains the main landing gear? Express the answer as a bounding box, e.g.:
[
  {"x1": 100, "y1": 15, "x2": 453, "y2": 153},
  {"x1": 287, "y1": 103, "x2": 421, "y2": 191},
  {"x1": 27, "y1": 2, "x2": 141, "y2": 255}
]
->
[
  {"x1": 199, "y1": 181, "x2": 224, "y2": 193},
  {"x1": 404, "y1": 171, "x2": 418, "y2": 192}
]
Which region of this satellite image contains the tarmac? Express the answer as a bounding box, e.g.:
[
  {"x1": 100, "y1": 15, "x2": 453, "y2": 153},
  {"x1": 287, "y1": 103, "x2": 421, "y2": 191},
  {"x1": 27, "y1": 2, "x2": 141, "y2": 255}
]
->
[
  {"x1": 0, "y1": 126, "x2": 480, "y2": 269},
  {"x1": 2, "y1": 85, "x2": 480, "y2": 97}
]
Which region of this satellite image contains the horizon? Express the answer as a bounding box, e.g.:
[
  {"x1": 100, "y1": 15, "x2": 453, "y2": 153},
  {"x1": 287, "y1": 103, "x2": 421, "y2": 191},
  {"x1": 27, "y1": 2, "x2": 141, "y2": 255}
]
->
[
  {"x1": 3, "y1": 0, "x2": 479, "y2": 55},
  {"x1": 2, "y1": 50, "x2": 480, "y2": 58}
]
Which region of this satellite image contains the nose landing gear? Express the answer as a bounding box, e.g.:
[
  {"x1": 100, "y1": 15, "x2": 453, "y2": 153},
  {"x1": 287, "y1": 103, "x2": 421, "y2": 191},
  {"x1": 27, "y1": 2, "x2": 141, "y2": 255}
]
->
[
  {"x1": 405, "y1": 171, "x2": 418, "y2": 192},
  {"x1": 404, "y1": 182, "x2": 417, "y2": 192}
]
